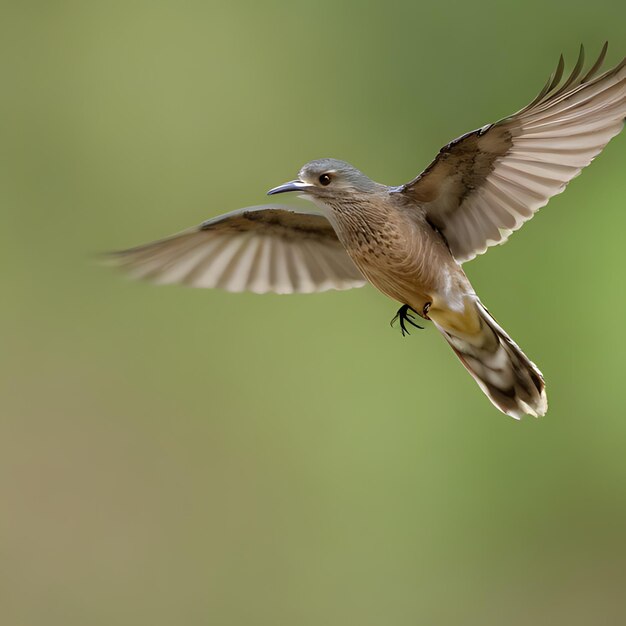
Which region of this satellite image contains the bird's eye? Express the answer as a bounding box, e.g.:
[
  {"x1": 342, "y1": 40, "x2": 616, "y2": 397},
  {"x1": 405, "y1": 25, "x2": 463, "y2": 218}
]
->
[{"x1": 318, "y1": 173, "x2": 332, "y2": 186}]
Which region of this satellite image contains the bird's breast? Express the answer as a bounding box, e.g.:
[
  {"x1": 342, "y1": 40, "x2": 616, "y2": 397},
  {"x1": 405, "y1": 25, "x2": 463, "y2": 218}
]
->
[{"x1": 337, "y1": 211, "x2": 443, "y2": 305}]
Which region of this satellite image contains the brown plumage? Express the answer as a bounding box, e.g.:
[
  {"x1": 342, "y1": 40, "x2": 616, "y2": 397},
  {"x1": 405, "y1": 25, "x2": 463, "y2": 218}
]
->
[{"x1": 109, "y1": 44, "x2": 626, "y2": 419}]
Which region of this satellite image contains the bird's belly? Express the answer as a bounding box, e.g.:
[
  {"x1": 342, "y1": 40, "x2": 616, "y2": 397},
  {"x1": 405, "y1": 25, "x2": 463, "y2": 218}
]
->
[
  {"x1": 350, "y1": 249, "x2": 434, "y2": 311},
  {"x1": 332, "y1": 210, "x2": 448, "y2": 311}
]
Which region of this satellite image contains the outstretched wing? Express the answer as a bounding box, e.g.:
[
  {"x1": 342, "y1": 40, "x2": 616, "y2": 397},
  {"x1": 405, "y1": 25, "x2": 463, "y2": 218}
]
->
[
  {"x1": 398, "y1": 44, "x2": 626, "y2": 263},
  {"x1": 108, "y1": 205, "x2": 366, "y2": 294}
]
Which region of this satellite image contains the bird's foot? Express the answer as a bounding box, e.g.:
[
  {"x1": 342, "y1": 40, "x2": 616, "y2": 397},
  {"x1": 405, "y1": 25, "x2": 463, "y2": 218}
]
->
[{"x1": 390, "y1": 304, "x2": 424, "y2": 337}]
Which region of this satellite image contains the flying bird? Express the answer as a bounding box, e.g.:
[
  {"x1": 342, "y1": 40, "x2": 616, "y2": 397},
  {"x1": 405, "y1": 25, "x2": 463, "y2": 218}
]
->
[{"x1": 110, "y1": 44, "x2": 626, "y2": 419}]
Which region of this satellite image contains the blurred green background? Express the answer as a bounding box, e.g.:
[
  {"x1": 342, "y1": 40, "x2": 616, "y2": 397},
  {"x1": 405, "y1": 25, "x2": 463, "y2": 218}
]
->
[{"x1": 2, "y1": 1, "x2": 625, "y2": 624}]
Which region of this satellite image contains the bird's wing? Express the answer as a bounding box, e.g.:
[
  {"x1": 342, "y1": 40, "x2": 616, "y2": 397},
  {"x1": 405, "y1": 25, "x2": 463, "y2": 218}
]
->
[
  {"x1": 108, "y1": 204, "x2": 366, "y2": 294},
  {"x1": 398, "y1": 44, "x2": 626, "y2": 263}
]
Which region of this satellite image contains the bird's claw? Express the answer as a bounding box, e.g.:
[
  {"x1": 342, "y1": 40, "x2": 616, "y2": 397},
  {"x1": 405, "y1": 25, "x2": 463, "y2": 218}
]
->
[{"x1": 390, "y1": 304, "x2": 424, "y2": 336}]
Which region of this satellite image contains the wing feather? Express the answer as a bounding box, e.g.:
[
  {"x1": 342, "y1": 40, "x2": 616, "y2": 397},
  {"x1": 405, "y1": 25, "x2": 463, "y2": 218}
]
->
[
  {"x1": 108, "y1": 205, "x2": 366, "y2": 294},
  {"x1": 399, "y1": 44, "x2": 626, "y2": 263}
]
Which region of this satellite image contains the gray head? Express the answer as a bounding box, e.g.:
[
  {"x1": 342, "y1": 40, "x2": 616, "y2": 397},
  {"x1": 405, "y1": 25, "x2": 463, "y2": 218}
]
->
[{"x1": 267, "y1": 158, "x2": 379, "y2": 200}]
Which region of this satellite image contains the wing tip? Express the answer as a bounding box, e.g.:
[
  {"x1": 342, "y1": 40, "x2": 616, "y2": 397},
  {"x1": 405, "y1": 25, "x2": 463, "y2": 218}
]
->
[{"x1": 518, "y1": 42, "x2": 617, "y2": 115}]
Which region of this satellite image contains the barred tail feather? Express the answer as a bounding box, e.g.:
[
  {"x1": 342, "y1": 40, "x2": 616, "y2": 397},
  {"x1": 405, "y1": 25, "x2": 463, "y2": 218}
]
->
[{"x1": 435, "y1": 301, "x2": 547, "y2": 419}]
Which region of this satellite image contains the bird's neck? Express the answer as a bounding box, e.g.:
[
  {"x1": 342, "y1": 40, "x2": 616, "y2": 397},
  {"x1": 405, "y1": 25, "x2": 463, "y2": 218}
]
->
[{"x1": 310, "y1": 192, "x2": 391, "y2": 234}]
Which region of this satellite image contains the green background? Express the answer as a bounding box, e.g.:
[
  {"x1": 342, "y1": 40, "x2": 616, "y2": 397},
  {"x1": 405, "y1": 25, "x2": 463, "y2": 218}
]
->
[{"x1": 2, "y1": 2, "x2": 625, "y2": 624}]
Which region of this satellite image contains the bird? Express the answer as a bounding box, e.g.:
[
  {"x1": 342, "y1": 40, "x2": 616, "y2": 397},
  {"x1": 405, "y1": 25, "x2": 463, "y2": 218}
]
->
[{"x1": 109, "y1": 44, "x2": 626, "y2": 419}]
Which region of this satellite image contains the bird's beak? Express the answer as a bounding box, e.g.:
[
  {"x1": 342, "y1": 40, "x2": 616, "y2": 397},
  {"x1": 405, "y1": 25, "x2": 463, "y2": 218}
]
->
[{"x1": 267, "y1": 180, "x2": 313, "y2": 196}]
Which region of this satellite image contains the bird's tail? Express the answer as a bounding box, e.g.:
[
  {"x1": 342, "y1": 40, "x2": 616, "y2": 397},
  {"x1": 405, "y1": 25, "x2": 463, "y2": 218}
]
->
[{"x1": 432, "y1": 300, "x2": 547, "y2": 419}]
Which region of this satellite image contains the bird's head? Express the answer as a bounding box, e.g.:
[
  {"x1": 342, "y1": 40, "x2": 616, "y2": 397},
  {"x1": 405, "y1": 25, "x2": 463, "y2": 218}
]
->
[{"x1": 267, "y1": 158, "x2": 379, "y2": 205}]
